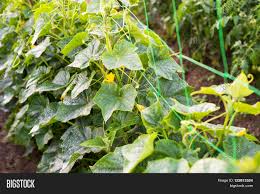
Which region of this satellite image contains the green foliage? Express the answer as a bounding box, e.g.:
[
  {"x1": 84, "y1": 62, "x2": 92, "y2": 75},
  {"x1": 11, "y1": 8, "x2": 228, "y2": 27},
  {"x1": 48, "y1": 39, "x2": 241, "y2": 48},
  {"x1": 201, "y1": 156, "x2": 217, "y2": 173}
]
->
[{"x1": 0, "y1": 0, "x2": 259, "y2": 173}]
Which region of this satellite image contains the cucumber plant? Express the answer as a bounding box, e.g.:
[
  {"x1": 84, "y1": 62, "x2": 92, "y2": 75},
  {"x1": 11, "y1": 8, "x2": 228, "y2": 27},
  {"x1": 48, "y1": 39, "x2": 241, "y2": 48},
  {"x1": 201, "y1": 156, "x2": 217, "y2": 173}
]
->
[{"x1": 0, "y1": 0, "x2": 259, "y2": 173}]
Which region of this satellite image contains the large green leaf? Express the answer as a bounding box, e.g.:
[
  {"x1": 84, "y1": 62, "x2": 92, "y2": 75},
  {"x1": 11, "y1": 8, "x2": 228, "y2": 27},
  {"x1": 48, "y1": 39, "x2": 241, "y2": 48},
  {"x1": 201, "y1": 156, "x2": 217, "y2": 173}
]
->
[
  {"x1": 108, "y1": 111, "x2": 140, "y2": 130},
  {"x1": 158, "y1": 76, "x2": 191, "y2": 104},
  {"x1": 102, "y1": 39, "x2": 143, "y2": 70},
  {"x1": 190, "y1": 158, "x2": 229, "y2": 173},
  {"x1": 80, "y1": 136, "x2": 107, "y2": 149},
  {"x1": 141, "y1": 101, "x2": 167, "y2": 133},
  {"x1": 145, "y1": 158, "x2": 190, "y2": 173},
  {"x1": 90, "y1": 147, "x2": 124, "y2": 173},
  {"x1": 154, "y1": 139, "x2": 183, "y2": 158},
  {"x1": 172, "y1": 100, "x2": 220, "y2": 121},
  {"x1": 61, "y1": 32, "x2": 89, "y2": 56},
  {"x1": 30, "y1": 102, "x2": 58, "y2": 136},
  {"x1": 151, "y1": 58, "x2": 183, "y2": 80},
  {"x1": 93, "y1": 83, "x2": 137, "y2": 122},
  {"x1": 37, "y1": 123, "x2": 101, "y2": 173},
  {"x1": 26, "y1": 37, "x2": 51, "y2": 58},
  {"x1": 121, "y1": 133, "x2": 157, "y2": 172},
  {"x1": 91, "y1": 133, "x2": 157, "y2": 173},
  {"x1": 223, "y1": 136, "x2": 260, "y2": 159},
  {"x1": 68, "y1": 39, "x2": 103, "y2": 69},
  {"x1": 55, "y1": 95, "x2": 94, "y2": 123}
]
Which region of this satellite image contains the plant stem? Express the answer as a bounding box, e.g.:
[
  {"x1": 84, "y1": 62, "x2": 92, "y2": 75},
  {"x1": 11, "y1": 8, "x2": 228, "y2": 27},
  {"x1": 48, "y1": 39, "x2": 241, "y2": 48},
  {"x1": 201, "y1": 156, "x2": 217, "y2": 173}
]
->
[{"x1": 204, "y1": 112, "x2": 226, "y2": 123}]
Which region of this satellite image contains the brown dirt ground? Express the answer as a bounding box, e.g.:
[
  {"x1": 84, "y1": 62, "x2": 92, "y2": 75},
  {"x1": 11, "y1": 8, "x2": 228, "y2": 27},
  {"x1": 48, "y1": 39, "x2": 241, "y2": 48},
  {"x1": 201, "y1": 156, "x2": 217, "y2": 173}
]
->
[{"x1": 0, "y1": 110, "x2": 40, "y2": 173}]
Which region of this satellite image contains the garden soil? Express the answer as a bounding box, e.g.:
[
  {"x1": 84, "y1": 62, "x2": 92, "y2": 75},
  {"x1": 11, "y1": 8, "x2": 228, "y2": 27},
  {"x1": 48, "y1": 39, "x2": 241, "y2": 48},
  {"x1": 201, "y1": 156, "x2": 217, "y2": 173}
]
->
[{"x1": 0, "y1": 110, "x2": 39, "y2": 173}]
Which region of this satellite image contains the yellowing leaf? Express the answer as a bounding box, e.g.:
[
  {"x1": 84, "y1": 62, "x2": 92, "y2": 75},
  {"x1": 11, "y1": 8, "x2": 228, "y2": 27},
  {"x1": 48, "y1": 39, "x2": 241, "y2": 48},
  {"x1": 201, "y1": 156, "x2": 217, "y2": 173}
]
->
[
  {"x1": 228, "y1": 72, "x2": 254, "y2": 98},
  {"x1": 192, "y1": 84, "x2": 229, "y2": 96},
  {"x1": 233, "y1": 102, "x2": 260, "y2": 115}
]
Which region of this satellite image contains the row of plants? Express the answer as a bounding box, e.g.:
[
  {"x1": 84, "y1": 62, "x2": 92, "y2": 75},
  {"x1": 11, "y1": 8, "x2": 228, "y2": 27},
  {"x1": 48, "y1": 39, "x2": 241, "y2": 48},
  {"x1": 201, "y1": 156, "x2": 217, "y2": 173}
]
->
[
  {"x1": 0, "y1": 0, "x2": 260, "y2": 173},
  {"x1": 136, "y1": 0, "x2": 260, "y2": 79}
]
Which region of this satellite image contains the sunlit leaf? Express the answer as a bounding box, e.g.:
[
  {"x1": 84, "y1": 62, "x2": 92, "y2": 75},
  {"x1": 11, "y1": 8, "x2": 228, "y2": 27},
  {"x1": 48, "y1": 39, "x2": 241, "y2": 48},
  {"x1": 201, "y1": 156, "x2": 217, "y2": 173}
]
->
[
  {"x1": 145, "y1": 158, "x2": 189, "y2": 173},
  {"x1": 172, "y1": 100, "x2": 219, "y2": 121},
  {"x1": 91, "y1": 133, "x2": 157, "y2": 173},
  {"x1": 190, "y1": 158, "x2": 229, "y2": 173},
  {"x1": 26, "y1": 37, "x2": 51, "y2": 58},
  {"x1": 102, "y1": 39, "x2": 143, "y2": 70},
  {"x1": 61, "y1": 32, "x2": 89, "y2": 56},
  {"x1": 233, "y1": 102, "x2": 260, "y2": 115},
  {"x1": 227, "y1": 72, "x2": 254, "y2": 98}
]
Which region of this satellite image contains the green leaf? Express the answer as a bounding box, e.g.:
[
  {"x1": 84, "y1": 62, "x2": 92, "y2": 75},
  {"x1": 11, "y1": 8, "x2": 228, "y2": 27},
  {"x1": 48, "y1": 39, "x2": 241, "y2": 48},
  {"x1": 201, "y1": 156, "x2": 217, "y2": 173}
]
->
[
  {"x1": 223, "y1": 136, "x2": 260, "y2": 159},
  {"x1": 37, "y1": 70, "x2": 70, "y2": 92},
  {"x1": 141, "y1": 101, "x2": 167, "y2": 132},
  {"x1": 91, "y1": 133, "x2": 157, "y2": 173},
  {"x1": 37, "y1": 124, "x2": 96, "y2": 173},
  {"x1": 68, "y1": 39, "x2": 103, "y2": 69},
  {"x1": 80, "y1": 136, "x2": 107, "y2": 149},
  {"x1": 19, "y1": 84, "x2": 37, "y2": 103},
  {"x1": 122, "y1": 133, "x2": 157, "y2": 172},
  {"x1": 172, "y1": 100, "x2": 220, "y2": 121},
  {"x1": 33, "y1": 3, "x2": 55, "y2": 21},
  {"x1": 61, "y1": 32, "x2": 88, "y2": 56},
  {"x1": 158, "y1": 76, "x2": 191, "y2": 104},
  {"x1": 26, "y1": 37, "x2": 51, "y2": 58},
  {"x1": 102, "y1": 39, "x2": 143, "y2": 70},
  {"x1": 93, "y1": 83, "x2": 137, "y2": 122},
  {"x1": 35, "y1": 128, "x2": 53, "y2": 150},
  {"x1": 151, "y1": 58, "x2": 183, "y2": 80},
  {"x1": 190, "y1": 158, "x2": 229, "y2": 173},
  {"x1": 145, "y1": 158, "x2": 190, "y2": 173},
  {"x1": 29, "y1": 103, "x2": 58, "y2": 136},
  {"x1": 108, "y1": 111, "x2": 140, "y2": 130},
  {"x1": 162, "y1": 110, "x2": 181, "y2": 131},
  {"x1": 71, "y1": 71, "x2": 95, "y2": 99},
  {"x1": 90, "y1": 147, "x2": 124, "y2": 173},
  {"x1": 155, "y1": 139, "x2": 183, "y2": 158},
  {"x1": 31, "y1": 16, "x2": 51, "y2": 45},
  {"x1": 55, "y1": 95, "x2": 94, "y2": 123},
  {"x1": 233, "y1": 102, "x2": 260, "y2": 115}
]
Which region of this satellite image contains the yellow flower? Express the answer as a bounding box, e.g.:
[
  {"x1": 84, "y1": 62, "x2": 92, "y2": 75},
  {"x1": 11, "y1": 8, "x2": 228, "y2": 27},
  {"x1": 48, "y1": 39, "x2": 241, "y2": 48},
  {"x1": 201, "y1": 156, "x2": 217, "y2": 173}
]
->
[
  {"x1": 136, "y1": 104, "x2": 145, "y2": 112},
  {"x1": 236, "y1": 130, "x2": 246, "y2": 137},
  {"x1": 104, "y1": 72, "x2": 115, "y2": 83}
]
